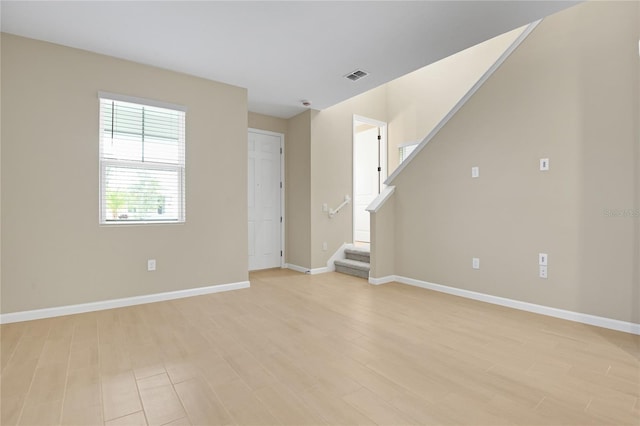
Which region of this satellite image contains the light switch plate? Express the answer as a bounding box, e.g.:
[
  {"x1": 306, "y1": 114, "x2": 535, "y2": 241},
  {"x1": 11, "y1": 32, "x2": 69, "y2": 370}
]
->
[
  {"x1": 539, "y1": 253, "x2": 548, "y2": 266},
  {"x1": 472, "y1": 258, "x2": 480, "y2": 269},
  {"x1": 540, "y1": 158, "x2": 550, "y2": 171},
  {"x1": 471, "y1": 166, "x2": 479, "y2": 178}
]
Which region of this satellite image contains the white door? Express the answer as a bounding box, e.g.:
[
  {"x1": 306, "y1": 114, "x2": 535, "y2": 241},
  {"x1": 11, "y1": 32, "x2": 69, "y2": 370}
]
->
[
  {"x1": 354, "y1": 126, "x2": 381, "y2": 243},
  {"x1": 248, "y1": 130, "x2": 282, "y2": 270}
]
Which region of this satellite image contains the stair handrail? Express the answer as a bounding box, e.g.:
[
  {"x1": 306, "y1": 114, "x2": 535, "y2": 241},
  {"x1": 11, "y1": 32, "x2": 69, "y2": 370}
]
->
[
  {"x1": 329, "y1": 195, "x2": 351, "y2": 218},
  {"x1": 366, "y1": 186, "x2": 395, "y2": 213}
]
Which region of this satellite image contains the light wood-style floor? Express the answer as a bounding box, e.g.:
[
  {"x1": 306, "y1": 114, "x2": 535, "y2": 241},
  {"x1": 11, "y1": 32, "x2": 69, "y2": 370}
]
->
[{"x1": 1, "y1": 269, "x2": 639, "y2": 425}]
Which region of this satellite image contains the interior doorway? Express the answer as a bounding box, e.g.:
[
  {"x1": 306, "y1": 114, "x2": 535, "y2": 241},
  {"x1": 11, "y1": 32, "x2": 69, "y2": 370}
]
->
[
  {"x1": 248, "y1": 129, "x2": 284, "y2": 271},
  {"x1": 353, "y1": 115, "x2": 387, "y2": 245}
]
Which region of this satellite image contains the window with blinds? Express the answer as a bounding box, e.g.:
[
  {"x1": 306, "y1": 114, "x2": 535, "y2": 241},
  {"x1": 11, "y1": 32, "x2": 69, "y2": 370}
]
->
[
  {"x1": 99, "y1": 93, "x2": 186, "y2": 224},
  {"x1": 399, "y1": 142, "x2": 419, "y2": 164}
]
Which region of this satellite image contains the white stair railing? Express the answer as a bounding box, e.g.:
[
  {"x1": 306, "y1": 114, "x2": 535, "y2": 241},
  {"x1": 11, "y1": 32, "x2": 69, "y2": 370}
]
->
[{"x1": 329, "y1": 195, "x2": 351, "y2": 218}]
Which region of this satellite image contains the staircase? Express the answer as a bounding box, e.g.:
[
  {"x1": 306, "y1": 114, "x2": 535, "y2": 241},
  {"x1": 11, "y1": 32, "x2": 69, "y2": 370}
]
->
[{"x1": 334, "y1": 248, "x2": 370, "y2": 279}]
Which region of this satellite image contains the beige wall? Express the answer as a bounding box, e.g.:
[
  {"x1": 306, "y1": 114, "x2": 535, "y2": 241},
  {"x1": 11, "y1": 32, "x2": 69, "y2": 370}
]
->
[
  {"x1": 391, "y1": 1, "x2": 639, "y2": 323},
  {"x1": 284, "y1": 110, "x2": 312, "y2": 268},
  {"x1": 369, "y1": 195, "x2": 395, "y2": 279},
  {"x1": 386, "y1": 26, "x2": 524, "y2": 172},
  {"x1": 636, "y1": 0, "x2": 640, "y2": 326},
  {"x1": 0, "y1": 34, "x2": 2, "y2": 302},
  {"x1": 248, "y1": 112, "x2": 287, "y2": 136},
  {"x1": 310, "y1": 87, "x2": 387, "y2": 268},
  {"x1": 1, "y1": 34, "x2": 248, "y2": 313}
]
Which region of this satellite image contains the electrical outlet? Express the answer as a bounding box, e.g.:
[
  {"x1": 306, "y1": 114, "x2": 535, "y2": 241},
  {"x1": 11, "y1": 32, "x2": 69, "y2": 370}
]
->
[
  {"x1": 540, "y1": 158, "x2": 550, "y2": 171},
  {"x1": 472, "y1": 258, "x2": 480, "y2": 269},
  {"x1": 147, "y1": 259, "x2": 156, "y2": 271},
  {"x1": 322, "y1": 203, "x2": 328, "y2": 212},
  {"x1": 322, "y1": 242, "x2": 328, "y2": 251},
  {"x1": 539, "y1": 253, "x2": 548, "y2": 266},
  {"x1": 539, "y1": 265, "x2": 548, "y2": 279},
  {"x1": 471, "y1": 166, "x2": 479, "y2": 178}
]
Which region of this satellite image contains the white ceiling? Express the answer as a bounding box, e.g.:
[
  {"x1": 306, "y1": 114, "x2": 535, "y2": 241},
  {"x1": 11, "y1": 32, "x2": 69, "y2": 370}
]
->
[{"x1": 1, "y1": 1, "x2": 579, "y2": 118}]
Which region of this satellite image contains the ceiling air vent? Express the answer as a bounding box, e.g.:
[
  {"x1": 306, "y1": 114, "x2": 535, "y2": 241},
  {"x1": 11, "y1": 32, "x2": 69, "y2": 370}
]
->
[{"x1": 345, "y1": 69, "x2": 369, "y2": 82}]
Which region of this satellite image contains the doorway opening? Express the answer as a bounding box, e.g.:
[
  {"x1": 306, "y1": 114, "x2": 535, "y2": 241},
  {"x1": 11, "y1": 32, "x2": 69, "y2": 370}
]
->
[{"x1": 353, "y1": 115, "x2": 387, "y2": 246}]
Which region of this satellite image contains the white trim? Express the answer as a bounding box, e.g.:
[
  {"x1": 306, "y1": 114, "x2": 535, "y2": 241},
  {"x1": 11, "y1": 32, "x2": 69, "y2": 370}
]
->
[
  {"x1": 325, "y1": 243, "x2": 354, "y2": 272},
  {"x1": 353, "y1": 115, "x2": 387, "y2": 128},
  {"x1": 285, "y1": 264, "x2": 327, "y2": 275},
  {"x1": 382, "y1": 275, "x2": 639, "y2": 335},
  {"x1": 248, "y1": 128, "x2": 286, "y2": 269},
  {"x1": 366, "y1": 186, "x2": 395, "y2": 213},
  {"x1": 247, "y1": 128, "x2": 283, "y2": 138},
  {"x1": 98, "y1": 91, "x2": 187, "y2": 112},
  {"x1": 368, "y1": 276, "x2": 395, "y2": 285},
  {"x1": 386, "y1": 20, "x2": 541, "y2": 185},
  {"x1": 286, "y1": 263, "x2": 310, "y2": 274},
  {"x1": 353, "y1": 115, "x2": 388, "y2": 244},
  {"x1": 0, "y1": 281, "x2": 250, "y2": 324}
]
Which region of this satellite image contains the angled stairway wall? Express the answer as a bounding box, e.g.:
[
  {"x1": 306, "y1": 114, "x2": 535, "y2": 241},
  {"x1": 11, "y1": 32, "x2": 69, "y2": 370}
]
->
[
  {"x1": 301, "y1": 27, "x2": 525, "y2": 270},
  {"x1": 371, "y1": 1, "x2": 639, "y2": 326},
  {"x1": 386, "y1": 26, "x2": 527, "y2": 171}
]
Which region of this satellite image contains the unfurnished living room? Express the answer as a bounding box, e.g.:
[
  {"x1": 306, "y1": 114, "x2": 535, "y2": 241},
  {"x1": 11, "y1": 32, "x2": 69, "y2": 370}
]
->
[{"x1": 0, "y1": 1, "x2": 638, "y2": 425}]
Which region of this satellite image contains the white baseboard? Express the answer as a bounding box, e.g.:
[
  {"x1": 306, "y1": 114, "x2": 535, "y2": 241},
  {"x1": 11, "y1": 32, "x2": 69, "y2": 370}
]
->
[
  {"x1": 286, "y1": 263, "x2": 310, "y2": 274},
  {"x1": 368, "y1": 276, "x2": 395, "y2": 285},
  {"x1": 287, "y1": 243, "x2": 354, "y2": 275},
  {"x1": 371, "y1": 275, "x2": 639, "y2": 335},
  {"x1": 325, "y1": 242, "x2": 354, "y2": 272},
  {"x1": 0, "y1": 281, "x2": 250, "y2": 324},
  {"x1": 285, "y1": 263, "x2": 327, "y2": 275}
]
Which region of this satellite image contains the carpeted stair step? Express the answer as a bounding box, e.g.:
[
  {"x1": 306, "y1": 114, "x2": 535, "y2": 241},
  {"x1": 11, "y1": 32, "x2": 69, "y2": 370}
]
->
[
  {"x1": 345, "y1": 248, "x2": 370, "y2": 263},
  {"x1": 335, "y1": 258, "x2": 370, "y2": 279}
]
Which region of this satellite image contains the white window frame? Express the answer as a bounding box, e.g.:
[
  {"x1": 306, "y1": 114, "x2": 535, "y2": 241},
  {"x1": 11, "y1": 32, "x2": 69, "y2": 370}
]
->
[{"x1": 98, "y1": 92, "x2": 186, "y2": 225}]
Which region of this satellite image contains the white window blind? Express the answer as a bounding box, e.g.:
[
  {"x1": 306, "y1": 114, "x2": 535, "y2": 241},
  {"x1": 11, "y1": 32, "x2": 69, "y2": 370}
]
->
[
  {"x1": 399, "y1": 142, "x2": 419, "y2": 164},
  {"x1": 99, "y1": 94, "x2": 186, "y2": 224}
]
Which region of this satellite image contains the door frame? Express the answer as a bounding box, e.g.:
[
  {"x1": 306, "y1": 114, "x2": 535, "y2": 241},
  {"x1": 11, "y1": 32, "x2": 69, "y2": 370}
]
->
[
  {"x1": 352, "y1": 115, "x2": 387, "y2": 244},
  {"x1": 248, "y1": 128, "x2": 285, "y2": 269}
]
